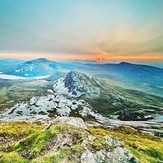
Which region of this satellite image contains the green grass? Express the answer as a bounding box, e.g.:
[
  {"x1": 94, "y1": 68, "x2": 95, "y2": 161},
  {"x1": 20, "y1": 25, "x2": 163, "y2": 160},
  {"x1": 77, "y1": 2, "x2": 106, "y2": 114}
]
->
[
  {"x1": 0, "y1": 79, "x2": 53, "y2": 111},
  {"x1": 1, "y1": 122, "x2": 163, "y2": 163},
  {"x1": 32, "y1": 144, "x2": 84, "y2": 163},
  {"x1": 91, "y1": 136, "x2": 109, "y2": 150},
  {"x1": 0, "y1": 152, "x2": 27, "y2": 163}
]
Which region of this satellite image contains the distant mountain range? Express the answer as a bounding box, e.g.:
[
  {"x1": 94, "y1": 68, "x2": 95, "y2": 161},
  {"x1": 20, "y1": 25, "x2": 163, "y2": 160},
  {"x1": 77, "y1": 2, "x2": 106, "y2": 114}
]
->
[
  {"x1": 1, "y1": 58, "x2": 163, "y2": 78},
  {"x1": 85, "y1": 61, "x2": 163, "y2": 88},
  {"x1": 0, "y1": 58, "x2": 163, "y2": 96}
]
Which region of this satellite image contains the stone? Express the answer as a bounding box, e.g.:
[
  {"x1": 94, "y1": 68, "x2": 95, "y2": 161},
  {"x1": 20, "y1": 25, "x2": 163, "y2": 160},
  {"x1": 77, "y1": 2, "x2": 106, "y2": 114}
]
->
[
  {"x1": 81, "y1": 150, "x2": 95, "y2": 163},
  {"x1": 54, "y1": 116, "x2": 87, "y2": 129},
  {"x1": 104, "y1": 136, "x2": 124, "y2": 148},
  {"x1": 88, "y1": 135, "x2": 96, "y2": 142},
  {"x1": 94, "y1": 150, "x2": 105, "y2": 163},
  {"x1": 106, "y1": 147, "x2": 139, "y2": 163}
]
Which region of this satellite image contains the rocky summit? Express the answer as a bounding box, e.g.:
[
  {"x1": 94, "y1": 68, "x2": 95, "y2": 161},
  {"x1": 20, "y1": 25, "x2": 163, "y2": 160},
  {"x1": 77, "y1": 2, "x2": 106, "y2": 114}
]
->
[{"x1": 53, "y1": 71, "x2": 102, "y2": 97}]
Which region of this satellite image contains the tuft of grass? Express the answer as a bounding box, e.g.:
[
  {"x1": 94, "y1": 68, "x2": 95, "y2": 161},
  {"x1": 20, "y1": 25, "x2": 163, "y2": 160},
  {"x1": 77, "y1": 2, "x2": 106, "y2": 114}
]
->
[
  {"x1": 11, "y1": 129, "x2": 55, "y2": 159},
  {"x1": 0, "y1": 122, "x2": 42, "y2": 138},
  {"x1": 50, "y1": 124, "x2": 73, "y2": 134},
  {"x1": 29, "y1": 130, "x2": 54, "y2": 159},
  {"x1": 91, "y1": 136, "x2": 109, "y2": 150},
  {"x1": 0, "y1": 152, "x2": 27, "y2": 163},
  {"x1": 32, "y1": 144, "x2": 84, "y2": 163}
]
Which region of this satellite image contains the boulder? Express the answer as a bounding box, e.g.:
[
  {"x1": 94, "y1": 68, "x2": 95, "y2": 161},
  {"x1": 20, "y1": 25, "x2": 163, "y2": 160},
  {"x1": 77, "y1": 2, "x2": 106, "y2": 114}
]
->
[{"x1": 54, "y1": 116, "x2": 87, "y2": 129}]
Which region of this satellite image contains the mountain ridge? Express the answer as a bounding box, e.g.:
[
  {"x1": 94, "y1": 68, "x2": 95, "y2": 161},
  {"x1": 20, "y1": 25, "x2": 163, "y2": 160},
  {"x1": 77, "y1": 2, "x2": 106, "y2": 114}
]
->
[{"x1": 53, "y1": 71, "x2": 102, "y2": 97}]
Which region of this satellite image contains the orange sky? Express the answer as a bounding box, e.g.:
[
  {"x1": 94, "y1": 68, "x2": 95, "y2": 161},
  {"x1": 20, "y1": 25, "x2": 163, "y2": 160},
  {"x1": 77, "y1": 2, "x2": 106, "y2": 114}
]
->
[{"x1": 0, "y1": 52, "x2": 163, "y2": 62}]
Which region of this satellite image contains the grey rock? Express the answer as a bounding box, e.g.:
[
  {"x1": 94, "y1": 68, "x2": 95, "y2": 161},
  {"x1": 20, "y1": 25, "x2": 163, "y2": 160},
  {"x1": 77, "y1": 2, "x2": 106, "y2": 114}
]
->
[
  {"x1": 104, "y1": 136, "x2": 124, "y2": 148},
  {"x1": 54, "y1": 116, "x2": 87, "y2": 129},
  {"x1": 106, "y1": 147, "x2": 139, "y2": 163},
  {"x1": 81, "y1": 150, "x2": 95, "y2": 163},
  {"x1": 94, "y1": 150, "x2": 106, "y2": 163}
]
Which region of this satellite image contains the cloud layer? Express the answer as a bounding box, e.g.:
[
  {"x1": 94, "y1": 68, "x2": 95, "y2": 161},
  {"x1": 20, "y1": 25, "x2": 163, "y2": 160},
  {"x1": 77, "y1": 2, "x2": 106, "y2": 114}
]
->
[{"x1": 0, "y1": 0, "x2": 163, "y2": 61}]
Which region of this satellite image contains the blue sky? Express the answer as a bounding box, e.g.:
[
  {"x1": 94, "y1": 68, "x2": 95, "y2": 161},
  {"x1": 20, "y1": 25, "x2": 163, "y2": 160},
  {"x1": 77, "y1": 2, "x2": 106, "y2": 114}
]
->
[{"x1": 0, "y1": 0, "x2": 163, "y2": 61}]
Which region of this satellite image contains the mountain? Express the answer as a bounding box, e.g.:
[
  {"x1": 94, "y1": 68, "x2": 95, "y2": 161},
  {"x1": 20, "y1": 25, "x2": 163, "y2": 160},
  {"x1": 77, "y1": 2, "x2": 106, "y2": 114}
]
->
[
  {"x1": 4, "y1": 58, "x2": 60, "y2": 77},
  {"x1": 53, "y1": 71, "x2": 103, "y2": 97},
  {"x1": 86, "y1": 62, "x2": 163, "y2": 85}
]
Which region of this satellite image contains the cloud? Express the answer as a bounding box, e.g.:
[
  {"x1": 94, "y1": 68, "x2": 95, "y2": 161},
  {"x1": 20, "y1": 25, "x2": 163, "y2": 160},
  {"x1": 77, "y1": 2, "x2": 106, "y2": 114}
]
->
[{"x1": 93, "y1": 21, "x2": 163, "y2": 60}]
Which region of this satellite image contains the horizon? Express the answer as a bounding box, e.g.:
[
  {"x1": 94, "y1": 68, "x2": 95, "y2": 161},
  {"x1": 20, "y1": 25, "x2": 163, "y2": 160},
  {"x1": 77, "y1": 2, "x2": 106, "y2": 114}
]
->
[
  {"x1": 0, "y1": 0, "x2": 163, "y2": 61},
  {"x1": 1, "y1": 57, "x2": 163, "y2": 69}
]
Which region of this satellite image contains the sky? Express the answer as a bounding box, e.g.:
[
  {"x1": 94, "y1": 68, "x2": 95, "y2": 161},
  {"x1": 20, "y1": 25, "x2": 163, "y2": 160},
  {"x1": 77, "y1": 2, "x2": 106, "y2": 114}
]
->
[{"x1": 0, "y1": 0, "x2": 163, "y2": 61}]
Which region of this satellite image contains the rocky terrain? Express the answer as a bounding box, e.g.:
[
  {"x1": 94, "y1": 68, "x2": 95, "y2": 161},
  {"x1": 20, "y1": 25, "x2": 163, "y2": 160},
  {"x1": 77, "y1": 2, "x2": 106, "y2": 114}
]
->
[
  {"x1": 1, "y1": 116, "x2": 163, "y2": 163},
  {"x1": 1, "y1": 70, "x2": 163, "y2": 138},
  {"x1": 53, "y1": 71, "x2": 163, "y2": 122},
  {"x1": 0, "y1": 93, "x2": 104, "y2": 122}
]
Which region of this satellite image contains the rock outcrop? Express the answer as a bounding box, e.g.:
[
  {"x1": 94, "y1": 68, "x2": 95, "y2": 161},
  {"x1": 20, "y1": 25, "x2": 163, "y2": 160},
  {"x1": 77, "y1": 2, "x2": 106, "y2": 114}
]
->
[
  {"x1": 54, "y1": 116, "x2": 87, "y2": 129},
  {"x1": 0, "y1": 94, "x2": 104, "y2": 122},
  {"x1": 80, "y1": 135, "x2": 139, "y2": 163}
]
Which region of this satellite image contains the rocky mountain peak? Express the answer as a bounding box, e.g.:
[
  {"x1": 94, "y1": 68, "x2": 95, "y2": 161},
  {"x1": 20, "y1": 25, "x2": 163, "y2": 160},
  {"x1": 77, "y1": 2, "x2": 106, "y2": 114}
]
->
[{"x1": 53, "y1": 71, "x2": 102, "y2": 97}]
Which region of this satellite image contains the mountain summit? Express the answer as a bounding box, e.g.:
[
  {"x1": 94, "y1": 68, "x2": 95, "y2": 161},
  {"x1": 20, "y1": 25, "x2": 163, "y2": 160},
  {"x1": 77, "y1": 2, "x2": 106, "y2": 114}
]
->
[
  {"x1": 5, "y1": 58, "x2": 58, "y2": 77},
  {"x1": 53, "y1": 71, "x2": 102, "y2": 97}
]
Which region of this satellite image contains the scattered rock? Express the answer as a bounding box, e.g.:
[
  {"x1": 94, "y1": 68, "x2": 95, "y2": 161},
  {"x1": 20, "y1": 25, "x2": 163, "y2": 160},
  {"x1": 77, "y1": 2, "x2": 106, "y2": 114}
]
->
[{"x1": 1, "y1": 94, "x2": 105, "y2": 122}]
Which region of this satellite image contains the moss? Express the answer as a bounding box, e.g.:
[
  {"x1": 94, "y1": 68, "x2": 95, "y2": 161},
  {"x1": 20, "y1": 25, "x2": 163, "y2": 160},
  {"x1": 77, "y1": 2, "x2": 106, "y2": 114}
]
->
[
  {"x1": 13, "y1": 130, "x2": 54, "y2": 159},
  {"x1": 0, "y1": 152, "x2": 27, "y2": 163},
  {"x1": 0, "y1": 122, "x2": 42, "y2": 138},
  {"x1": 3, "y1": 123, "x2": 84, "y2": 161},
  {"x1": 91, "y1": 137, "x2": 109, "y2": 150},
  {"x1": 29, "y1": 130, "x2": 54, "y2": 159},
  {"x1": 32, "y1": 144, "x2": 84, "y2": 163},
  {"x1": 50, "y1": 124, "x2": 73, "y2": 134},
  {"x1": 32, "y1": 150, "x2": 70, "y2": 163}
]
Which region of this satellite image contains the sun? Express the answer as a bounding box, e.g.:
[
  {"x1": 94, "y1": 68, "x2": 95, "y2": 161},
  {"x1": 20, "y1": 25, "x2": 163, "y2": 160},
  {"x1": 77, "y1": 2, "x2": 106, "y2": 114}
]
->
[{"x1": 97, "y1": 57, "x2": 104, "y2": 61}]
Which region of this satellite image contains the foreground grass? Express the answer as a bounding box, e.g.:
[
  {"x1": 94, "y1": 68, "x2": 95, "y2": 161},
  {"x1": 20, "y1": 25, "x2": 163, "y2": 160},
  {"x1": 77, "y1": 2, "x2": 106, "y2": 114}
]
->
[
  {"x1": 0, "y1": 122, "x2": 163, "y2": 163},
  {"x1": 0, "y1": 122, "x2": 85, "y2": 163}
]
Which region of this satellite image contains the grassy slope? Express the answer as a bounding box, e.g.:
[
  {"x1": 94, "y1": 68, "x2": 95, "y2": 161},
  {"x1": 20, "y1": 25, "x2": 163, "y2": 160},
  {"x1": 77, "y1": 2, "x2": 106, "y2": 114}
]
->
[
  {"x1": 0, "y1": 122, "x2": 163, "y2": 163},
  {"x1": 86, "y1": 84, "x2": 163, "y2": 116}
]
